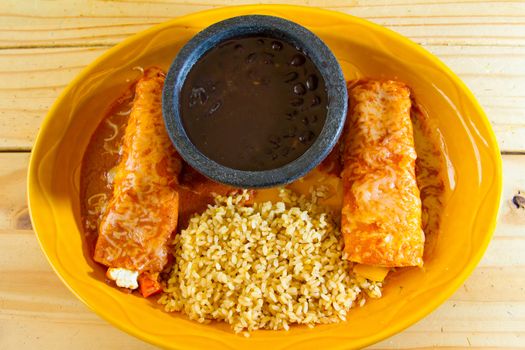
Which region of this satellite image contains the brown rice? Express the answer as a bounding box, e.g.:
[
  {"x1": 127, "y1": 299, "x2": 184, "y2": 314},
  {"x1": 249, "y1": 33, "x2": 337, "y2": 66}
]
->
[{"x1": 159, "y1": 188, "x2": 382, "y2": 334}]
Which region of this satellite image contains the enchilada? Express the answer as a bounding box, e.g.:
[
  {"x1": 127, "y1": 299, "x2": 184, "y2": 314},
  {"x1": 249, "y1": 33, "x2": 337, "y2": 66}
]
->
[
  {"x1": 341, "y1": 80, "x2": 425, "y2": 267},
  {"x1": 94, "y1": 67, "x2": 182, "y2": 290}
]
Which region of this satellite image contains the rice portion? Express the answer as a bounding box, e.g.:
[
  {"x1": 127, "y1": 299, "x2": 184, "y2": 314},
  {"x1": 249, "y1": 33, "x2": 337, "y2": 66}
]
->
[{"x1": 159, "y1": 189, "x2": 382, "y2": 333}]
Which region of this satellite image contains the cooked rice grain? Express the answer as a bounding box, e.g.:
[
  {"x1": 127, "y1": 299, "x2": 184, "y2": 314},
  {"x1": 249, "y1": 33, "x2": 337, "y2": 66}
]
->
[{"x1": 159, "y1": 189, "x2": 381, "y2": 333}]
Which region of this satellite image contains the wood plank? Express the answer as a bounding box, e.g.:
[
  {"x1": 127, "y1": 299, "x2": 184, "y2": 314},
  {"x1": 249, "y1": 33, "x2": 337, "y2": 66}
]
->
[
  {"x1": 0, "y1": 0, "x2": 525, "y2": 151},
  {"x1": 1, "y1": 319, "x2": 156, "y2": 350},
  {"x1": 0, "y1": 153, "x2": 29, "y2": 230},
  {"x1": 0, "y1": 48, "x2": 107, "y2": 150},
  {"x1": 1, "y1": 43, "x2": 524, "y2": 151},
  {"x1": 1, "y1": 0, "x2": 524, "y2": 48},
  {"x1": 0, "y1": 152, "x2": 524, "y2": 348}
]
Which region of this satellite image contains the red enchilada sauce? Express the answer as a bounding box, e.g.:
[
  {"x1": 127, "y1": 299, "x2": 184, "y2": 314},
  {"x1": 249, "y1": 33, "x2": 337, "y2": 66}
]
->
[{"x1": 180, "y1": 36, "x2": 328, "y2": 171}]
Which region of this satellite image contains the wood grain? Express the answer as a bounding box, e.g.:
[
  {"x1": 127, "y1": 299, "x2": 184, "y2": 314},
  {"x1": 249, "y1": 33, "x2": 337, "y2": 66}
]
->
[
  {"x1": 0, "y1": 0, "x2": 524, "y2": 151},
  {"x1": 0, "y1": 153, "x2": 29, "y2": 230},
  {"x1": 0, "y1": 152, "x2": 523, "y2": 349},
  {"x1": 0, "y1": 47, "x2": 107, "y2": 150},
  {"x1": 1, "y1": 0, "x2": 524, "y2": 48}
]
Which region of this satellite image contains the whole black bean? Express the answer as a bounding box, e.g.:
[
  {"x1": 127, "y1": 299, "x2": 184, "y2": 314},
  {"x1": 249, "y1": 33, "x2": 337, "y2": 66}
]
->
[
  {"x1": 306, "y1": 74, "x2": 318, "y2": 90},
  {"x1": 271, "y1": 41, "x2": 283, "y2": 51},
  {"x1": 298, "y1": 131, "x2": 315, "y2": 144},
  {"x1": 245, "y1": 53, "x2": 257, "y2": 64},
  {"x1": 284, "y1": 71, "x2": 298, "y2": 83},
  {"x1": 290, "y1": 54, "x2": 306, "y2": 66},
  {"x1": 297, "y1": 105, "x2": 309, "y2": 113},
  {"x1": 306, "y1": 131, "x2": 315, "y2": 142},
  {"x1": 301, "y1": 117, "x2": 309, "y2": 126},
  {"x1": 208, "y1": 101, "x2": 221, "y2": 115},
  {"x1": 293, "y1": 83, "x2": 306, "y2": 95},
  {"x1": 311, "y1": 95, "x2": 321, "y2": 107},
  {"x1": 189, "y1": 87, "x2": 207, "y2": 107},
  {"x1": 268, "y1": 135, "x2": 281, "y2": 149},
  {"x1": 261, "y1": 52, "x2": 274, "y2": 65}
]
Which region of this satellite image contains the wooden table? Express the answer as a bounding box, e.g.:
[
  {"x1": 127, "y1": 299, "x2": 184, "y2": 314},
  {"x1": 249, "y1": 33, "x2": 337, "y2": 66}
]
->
[{"x1": 1, "y1": 1, "x2": 524, "y2": 348}]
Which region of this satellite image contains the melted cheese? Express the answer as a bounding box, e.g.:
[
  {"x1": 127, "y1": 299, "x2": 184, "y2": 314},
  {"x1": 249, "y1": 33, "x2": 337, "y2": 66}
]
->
[
  {"x1": 353, "y1": 264, "x2": 389, "y2": 282},
  {"x1": 341, "y1": 80, "x2": 425, "y2": 267},
  {"x1": 94, "y1": 67, "x2": 182, "y2": 274},
  {"x1": 253, "y1": 168, "x2": 343, "y2": 213}
]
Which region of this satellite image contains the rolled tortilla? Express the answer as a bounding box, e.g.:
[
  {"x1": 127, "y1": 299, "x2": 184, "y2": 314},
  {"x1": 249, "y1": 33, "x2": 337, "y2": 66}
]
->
[
  {"x1": 341, "y1": 80, "x2": 424, "y2": 267},
  {"x1": 94, "y1": 67, "x2": 182, "y2": 274}
]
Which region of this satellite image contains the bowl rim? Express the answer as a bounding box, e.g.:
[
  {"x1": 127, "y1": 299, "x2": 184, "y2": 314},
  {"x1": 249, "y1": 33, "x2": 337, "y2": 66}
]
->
[
  {"x1": 27, "y1": 4, "x2": 503, "y2": 349},
  {"x1": 162, "y1": 14, "x2": 348, "y2": 188}
]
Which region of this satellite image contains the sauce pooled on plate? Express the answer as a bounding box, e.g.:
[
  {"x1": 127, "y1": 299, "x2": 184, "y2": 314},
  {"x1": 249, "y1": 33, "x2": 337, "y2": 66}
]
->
[{"x1": 180, "y1": 36, "x2": 328, "y2": 171}]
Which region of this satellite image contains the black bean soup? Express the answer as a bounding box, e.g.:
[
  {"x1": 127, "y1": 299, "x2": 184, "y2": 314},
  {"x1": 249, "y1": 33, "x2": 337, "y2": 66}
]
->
[{"x1": 180, "y1": 36, "x2": 328, "y2": 171}]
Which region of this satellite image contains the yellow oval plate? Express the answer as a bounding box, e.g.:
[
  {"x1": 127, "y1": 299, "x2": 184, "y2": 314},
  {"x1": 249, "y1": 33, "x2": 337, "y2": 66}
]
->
[{"x1": 28, "y1": 5, "x2": 502, "y2": 349}]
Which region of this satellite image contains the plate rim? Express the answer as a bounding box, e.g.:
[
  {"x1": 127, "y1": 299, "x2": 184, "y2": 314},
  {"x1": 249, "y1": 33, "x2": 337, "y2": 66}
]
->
[{"x1": 27, "y1": 4, "x2": 503, "y2": 349}]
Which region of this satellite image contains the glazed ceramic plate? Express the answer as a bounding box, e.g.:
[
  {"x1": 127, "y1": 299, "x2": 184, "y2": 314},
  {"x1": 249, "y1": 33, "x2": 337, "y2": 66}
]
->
[{"x1": 28, "y1": 5, "x2": 502, "y2": 349}]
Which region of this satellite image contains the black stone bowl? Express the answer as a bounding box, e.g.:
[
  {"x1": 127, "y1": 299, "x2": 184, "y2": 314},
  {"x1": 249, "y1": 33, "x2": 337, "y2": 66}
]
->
[{"x1": 163, "y1": 15, "x2": 347, "y2": 188}]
